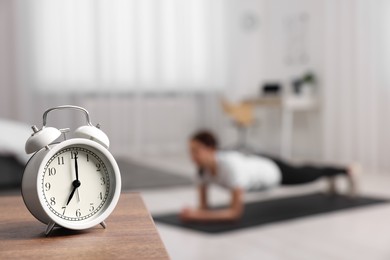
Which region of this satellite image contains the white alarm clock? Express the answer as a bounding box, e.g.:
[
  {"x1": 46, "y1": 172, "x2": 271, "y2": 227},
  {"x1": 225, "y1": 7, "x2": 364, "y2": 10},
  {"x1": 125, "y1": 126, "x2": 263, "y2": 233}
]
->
[{"x1": 22, "y1": 105, "x2": 121, "y2": 236}]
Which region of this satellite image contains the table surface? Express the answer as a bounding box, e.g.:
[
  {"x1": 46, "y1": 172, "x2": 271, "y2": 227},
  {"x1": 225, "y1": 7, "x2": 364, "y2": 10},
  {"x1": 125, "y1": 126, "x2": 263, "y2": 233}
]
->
[
  {"x1": 0, "y1": 192, "x2": 170, "y2": 260},
  {"x1": 245, "y1": 95, "x2": 318, "y2": 109}
]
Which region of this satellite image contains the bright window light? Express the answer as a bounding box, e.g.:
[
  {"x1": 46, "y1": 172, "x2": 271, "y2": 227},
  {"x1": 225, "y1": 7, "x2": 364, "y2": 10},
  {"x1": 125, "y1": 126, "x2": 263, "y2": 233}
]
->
[{"x1": 27, "y1": 0, "x2": 229, "y2": 92}]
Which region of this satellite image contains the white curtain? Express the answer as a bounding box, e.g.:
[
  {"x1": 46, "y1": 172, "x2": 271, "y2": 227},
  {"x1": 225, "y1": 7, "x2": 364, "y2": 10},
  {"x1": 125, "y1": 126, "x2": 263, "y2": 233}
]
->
[
  {"x1": 25, "y1": 0, "x2": 229, "y2": 92},
  {"x1": 3, "y1": 0, "x2": 229, "y2": 157},
  {"x1": 322, "y1": 0, "x2": 390, "y2": 172}
]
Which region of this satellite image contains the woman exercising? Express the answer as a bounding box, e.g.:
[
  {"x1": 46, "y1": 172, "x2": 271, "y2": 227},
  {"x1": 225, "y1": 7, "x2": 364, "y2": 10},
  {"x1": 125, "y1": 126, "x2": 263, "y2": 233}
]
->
[{"x1": 180, "y1": 130, "x2": 359, "y2": 223}]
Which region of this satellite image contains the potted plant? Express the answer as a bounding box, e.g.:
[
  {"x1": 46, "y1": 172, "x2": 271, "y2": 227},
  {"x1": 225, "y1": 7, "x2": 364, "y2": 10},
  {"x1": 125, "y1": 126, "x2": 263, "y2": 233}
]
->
[{"x1": 293, "y1": 71, "x2": 316, "y2": 96}]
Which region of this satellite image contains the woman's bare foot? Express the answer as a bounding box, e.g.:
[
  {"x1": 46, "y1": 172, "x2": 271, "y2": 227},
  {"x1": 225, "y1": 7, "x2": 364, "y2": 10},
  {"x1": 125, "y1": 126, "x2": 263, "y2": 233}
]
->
[{"x1": 347, "y1": 163, "x2": 361, "y2": 197}]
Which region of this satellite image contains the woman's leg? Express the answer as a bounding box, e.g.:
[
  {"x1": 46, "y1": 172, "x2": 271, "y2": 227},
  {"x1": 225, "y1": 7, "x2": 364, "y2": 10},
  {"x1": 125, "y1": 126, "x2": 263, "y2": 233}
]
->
[
  {"x1": 262, "y1": 156, "x2": 348, "y2": 185},
  {"x1": 277, "y1": 162, "x2": 347, "y2": 185},
  {"x1": 258, "y1": 153, "x2": 358, "y2": 196}
]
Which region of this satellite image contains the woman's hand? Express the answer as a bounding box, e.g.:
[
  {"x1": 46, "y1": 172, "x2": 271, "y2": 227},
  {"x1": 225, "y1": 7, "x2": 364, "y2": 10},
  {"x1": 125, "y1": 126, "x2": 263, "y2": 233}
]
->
[
  {"x1": 180, "y1": 207, "x2": 212, "y2": 223},
  {"x1": 179, "y1": 188, "x2": 244, "y2": 223},
  {"x1": 179, "y1": 207, "x2": 194, "y2": 222},
  {"x1": 179, "y1": 206, "x2": 242, "y2": 223},
  {"x1": 180, "y1": 207, "x2": 210, "y2": 223}
]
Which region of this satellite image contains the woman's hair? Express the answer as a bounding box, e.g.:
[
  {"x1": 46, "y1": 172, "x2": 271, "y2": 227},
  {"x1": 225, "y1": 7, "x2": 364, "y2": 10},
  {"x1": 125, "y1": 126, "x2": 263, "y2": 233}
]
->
[
  {"x1": 191, "y1": 130, "x2": 218, "y2": 149},
  {"x1": 191, "y1": 130, "x2": 218, "y2": 178}
]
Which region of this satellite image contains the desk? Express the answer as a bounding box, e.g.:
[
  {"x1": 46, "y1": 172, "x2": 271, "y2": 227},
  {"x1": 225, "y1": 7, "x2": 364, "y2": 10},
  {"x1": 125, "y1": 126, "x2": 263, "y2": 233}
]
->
[
  {"x1": 0, "y1": 192, "x2": 169, "y2": 260},
  {"x1": 245, "y1": 95, "x2": 319, "y2": 159}
]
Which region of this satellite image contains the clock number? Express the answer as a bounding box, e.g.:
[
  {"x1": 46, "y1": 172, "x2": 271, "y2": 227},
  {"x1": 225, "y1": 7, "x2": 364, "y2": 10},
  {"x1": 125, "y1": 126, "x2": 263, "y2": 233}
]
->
[
  {"x1": 50, "y1": 197, "x2": 56, "y2": 206},
  {"x1": 57, "y1": 156, "x2": 64, "y2": 165},
  {"x1": 62, "y1": 207, "x2": 66, "y2": 215},
  {"x1": 45, "y1": 182, "x2": 51, "y2": 191},
  {"x1": 99, "y1": 192, "x2": 103, "y2": 200},
  {"x1": 86, "y1": 154, "x2": 89, "y2": 162},
  {"x1": 100, "y1": 177, "x2": 105, "y2": 185},
  {"x1": 89, "y1": 203, "x2": 95, "y2": 212},
  {"x1": 48, "y1": 167, "x2": 56, "y2": 176},
  {"x1": 76, "y1": 209, "x2": 81, "y2": 218},
  {"x1": 71, "y1": 151, "x2": 78, "y2": 159},
  {"x1": 96, "y1": 163, "x2": 101, "y2": 171}
]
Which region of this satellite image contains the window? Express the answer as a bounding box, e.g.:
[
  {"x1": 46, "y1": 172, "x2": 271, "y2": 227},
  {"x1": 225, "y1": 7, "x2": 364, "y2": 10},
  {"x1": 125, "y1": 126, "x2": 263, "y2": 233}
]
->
[{"x1": 27, "y1": 0, "x2": 229, "y2": 92}]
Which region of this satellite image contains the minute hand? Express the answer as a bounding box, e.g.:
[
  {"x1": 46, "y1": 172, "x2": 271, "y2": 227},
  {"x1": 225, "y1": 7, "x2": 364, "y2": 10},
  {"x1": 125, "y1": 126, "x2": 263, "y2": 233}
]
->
[
  {"x1": 74, "y1": 153, "x2": 81, "y2": 202},
  {"x1": 75, "y1": 154, "x2": 79, "y2": 181}
]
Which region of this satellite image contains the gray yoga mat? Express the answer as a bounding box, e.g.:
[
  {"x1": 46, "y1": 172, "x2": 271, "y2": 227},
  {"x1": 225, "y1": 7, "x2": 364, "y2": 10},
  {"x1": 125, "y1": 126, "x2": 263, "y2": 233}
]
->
[
  {"x1": 117, "y1": 158, "x2": 193, "y2": 190},
  {"x1": 0, "y1": 155, "x2": 24, "y2": 189},
  {"x1": 153, "y1": 193, "x2": 389, "y2": 234}
]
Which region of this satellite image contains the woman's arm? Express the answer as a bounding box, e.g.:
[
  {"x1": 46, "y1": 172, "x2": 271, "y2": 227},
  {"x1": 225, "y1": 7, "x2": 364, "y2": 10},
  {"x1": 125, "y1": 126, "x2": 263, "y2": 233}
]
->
[
  {"x1": 199, "y1": 184, "x2": 208, "y2": 210},
  {"x1": 180, "y1": 187, "x2": 244, "y2": 222}
]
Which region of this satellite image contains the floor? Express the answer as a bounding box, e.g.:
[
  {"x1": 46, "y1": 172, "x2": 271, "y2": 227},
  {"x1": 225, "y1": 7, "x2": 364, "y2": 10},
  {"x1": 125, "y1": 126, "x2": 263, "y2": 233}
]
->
[{"x1": 132, "y1": 154, "x2": 390, "y2": 260}]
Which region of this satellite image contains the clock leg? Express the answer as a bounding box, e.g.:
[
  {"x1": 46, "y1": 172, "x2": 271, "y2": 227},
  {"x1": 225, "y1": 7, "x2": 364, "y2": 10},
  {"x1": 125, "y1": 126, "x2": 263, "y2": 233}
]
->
[
  {"x1": 100, "y1": 221, "x2": 107, "y2": 229},
  {"x1": 45, "y1": 221, "x2": 56, "y2": 236}
]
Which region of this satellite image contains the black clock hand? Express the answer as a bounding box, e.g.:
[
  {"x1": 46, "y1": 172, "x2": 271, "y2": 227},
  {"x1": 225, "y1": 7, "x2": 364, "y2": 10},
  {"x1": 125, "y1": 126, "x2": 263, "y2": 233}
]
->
[
  {"x1": 74, "y1": 152, "x2": 81, "y2": 201},
  {"x1": 66, "y1": 186, "x2": 77, "y2": 206},
  {"x1": 74, "y1": 153, "x2": 79, "y2": 181},
  {"x1": 66, "y1": 180, "x2": 81, "y2": 206}
]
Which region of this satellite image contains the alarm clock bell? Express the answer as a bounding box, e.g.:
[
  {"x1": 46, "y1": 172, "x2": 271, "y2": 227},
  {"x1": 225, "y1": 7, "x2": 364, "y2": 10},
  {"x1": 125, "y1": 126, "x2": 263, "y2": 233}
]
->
[
  {"x1": 25, "y1": 126, "x2": 61, "y2": 154},
  {"x1": 74, "y1": 125, "x2": 110, "y2": 148}
]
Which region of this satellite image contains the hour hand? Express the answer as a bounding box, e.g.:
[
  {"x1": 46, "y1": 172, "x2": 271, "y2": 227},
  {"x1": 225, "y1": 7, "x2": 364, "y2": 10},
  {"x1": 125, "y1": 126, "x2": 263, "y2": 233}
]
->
[
  {"x1": 66, "y1": 186, "x2": 77, "y2": 206},
  {"x1": 66, "y1": 180, "x2": 81, "y2": 206}
]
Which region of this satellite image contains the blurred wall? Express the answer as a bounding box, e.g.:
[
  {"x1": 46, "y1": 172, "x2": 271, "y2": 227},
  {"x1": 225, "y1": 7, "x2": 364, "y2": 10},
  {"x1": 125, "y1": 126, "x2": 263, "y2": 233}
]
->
[
  {"x1": 321, "y1": 0, "x2": 390, "y2": 172},
  {"x1": 230, "y1": 0, "x2": 324, "y2": 160},
  {"x1": 0, "y1": 0, "x2": 18, "y2": 119},
  {"x1": 0, "y1": 0, "x2": 266, "y2": 158},
  {"x1": 2, "y1": 0, "x2": 388, "y2": 173},
  {"x1": 0, "y1": 0, "x2": 324, "y2": 162},
  {"x1": 0, "y1": 0, "x2": 224, "y2": 158}
]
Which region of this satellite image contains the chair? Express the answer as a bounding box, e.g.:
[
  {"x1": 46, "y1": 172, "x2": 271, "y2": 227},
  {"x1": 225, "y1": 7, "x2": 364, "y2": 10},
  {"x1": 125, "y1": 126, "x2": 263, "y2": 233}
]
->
[{"x1": 221, "y1": 99, "x2": 256, "y2": 150}]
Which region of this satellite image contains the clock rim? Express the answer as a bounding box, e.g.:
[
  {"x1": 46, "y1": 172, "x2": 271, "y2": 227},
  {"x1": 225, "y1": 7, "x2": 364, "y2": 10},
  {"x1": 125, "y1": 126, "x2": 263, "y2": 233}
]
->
[{"x1": 36, "y1": 138, "x2": 121, "y2": 230}]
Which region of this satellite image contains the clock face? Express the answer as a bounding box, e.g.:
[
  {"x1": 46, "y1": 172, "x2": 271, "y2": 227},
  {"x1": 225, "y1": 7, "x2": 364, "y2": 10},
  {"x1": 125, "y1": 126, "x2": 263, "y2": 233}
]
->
[{"x1": 41, "y1": 145, "x2": 112, "y2": 222}]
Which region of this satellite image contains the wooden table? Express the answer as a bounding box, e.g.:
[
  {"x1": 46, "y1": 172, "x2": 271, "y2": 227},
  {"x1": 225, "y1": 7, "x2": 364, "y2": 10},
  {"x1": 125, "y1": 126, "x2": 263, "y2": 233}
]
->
[
  {"x1": 0, "y1": 192, "x2": 170, "y2": 260},
  {"x1": 244, "y1": 95, "x2": 319, "y2": 159}
]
